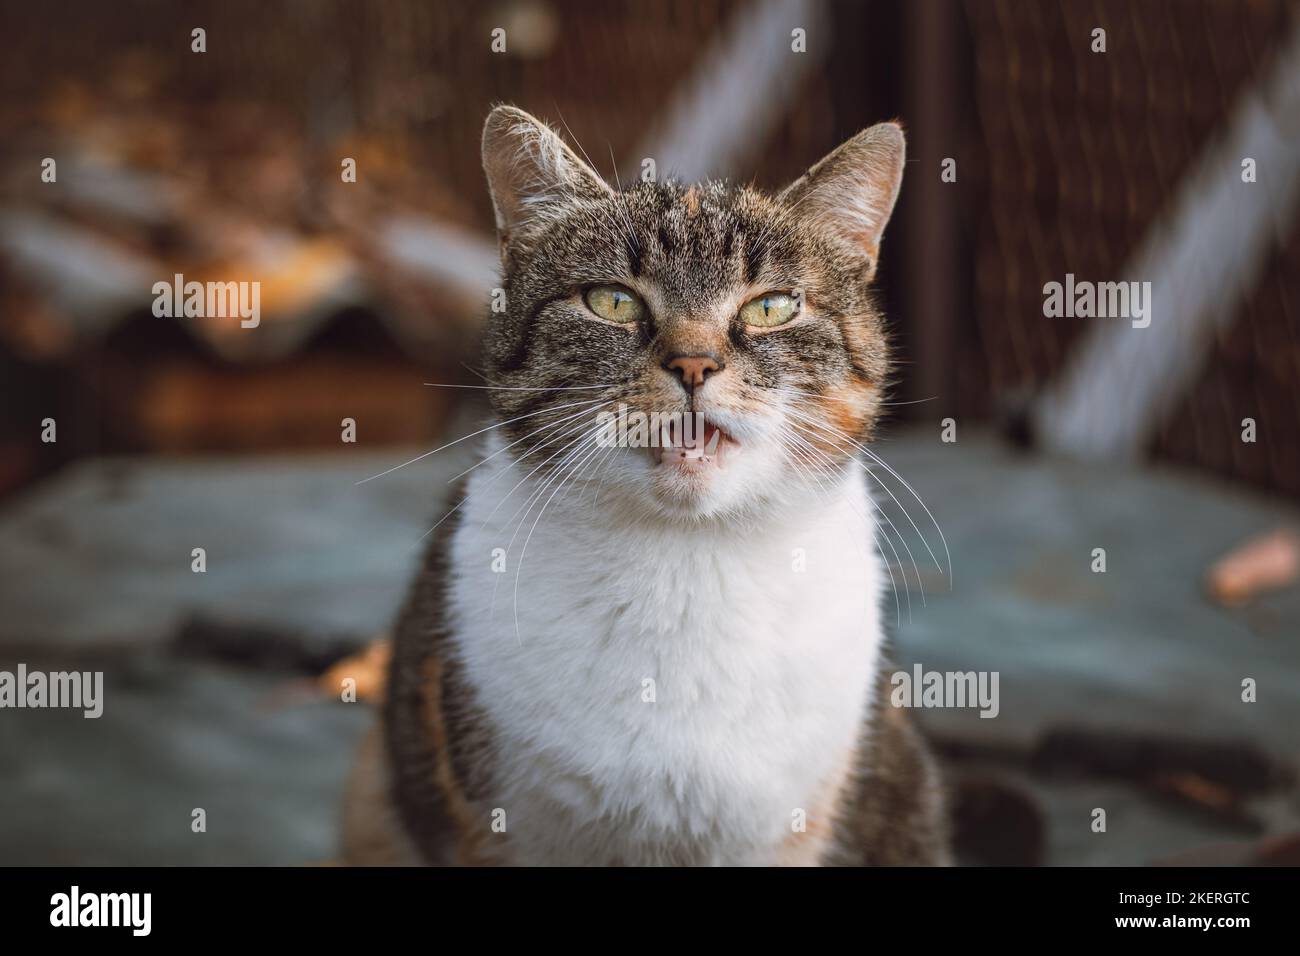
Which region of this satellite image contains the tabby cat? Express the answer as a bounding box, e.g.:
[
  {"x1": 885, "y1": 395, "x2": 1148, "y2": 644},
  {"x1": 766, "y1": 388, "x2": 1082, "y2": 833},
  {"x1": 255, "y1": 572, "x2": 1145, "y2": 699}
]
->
[{"x1": 341, "y1": 106, "x2": 949, "y2": 866}]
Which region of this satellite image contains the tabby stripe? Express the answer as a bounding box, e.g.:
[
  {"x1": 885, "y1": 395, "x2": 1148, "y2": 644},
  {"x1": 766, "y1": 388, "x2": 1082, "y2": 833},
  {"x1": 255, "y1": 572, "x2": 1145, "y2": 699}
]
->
[
  {"x1": 497, "y1": 292, "x2": 568, "y2": 374},
  {"x1": 625, "y1": 233, "x2": 643, "y2": 278},
  {"x1": 657, "y1": 225, "x2": 675, "y2": 254}
]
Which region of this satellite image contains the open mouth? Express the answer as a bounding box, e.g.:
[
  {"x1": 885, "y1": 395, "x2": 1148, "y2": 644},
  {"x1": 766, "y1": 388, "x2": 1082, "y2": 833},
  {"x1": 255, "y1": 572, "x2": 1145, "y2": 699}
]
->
[{"x1": 654, "y1": 418, "x2": 737, "y2": 468}]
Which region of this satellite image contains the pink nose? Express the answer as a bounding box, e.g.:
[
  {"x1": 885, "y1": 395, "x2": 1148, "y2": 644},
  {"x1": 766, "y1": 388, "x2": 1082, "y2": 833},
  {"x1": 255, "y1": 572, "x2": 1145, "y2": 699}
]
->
[{"x1": 663, "y1": 354, "x2": 723, "y2": 393}]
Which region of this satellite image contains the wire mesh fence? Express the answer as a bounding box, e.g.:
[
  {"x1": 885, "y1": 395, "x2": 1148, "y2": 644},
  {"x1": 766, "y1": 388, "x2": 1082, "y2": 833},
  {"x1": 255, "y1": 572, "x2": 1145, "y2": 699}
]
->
[{"x1": 962, "y1": 0, "x2": 1300, "y2": 497}]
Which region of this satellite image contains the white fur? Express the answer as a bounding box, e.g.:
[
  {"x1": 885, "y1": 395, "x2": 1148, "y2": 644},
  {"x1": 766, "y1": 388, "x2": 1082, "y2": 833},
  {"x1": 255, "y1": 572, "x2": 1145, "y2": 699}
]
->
[{"x1": 447, "y1": 432, "x2": 885, "y2": 865}]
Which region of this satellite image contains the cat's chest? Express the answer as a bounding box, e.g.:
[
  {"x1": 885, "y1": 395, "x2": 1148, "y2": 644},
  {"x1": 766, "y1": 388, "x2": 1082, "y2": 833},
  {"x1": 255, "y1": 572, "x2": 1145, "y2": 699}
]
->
[{"x1": 447, "y1": 470, "x2": 883, "y2": 864}]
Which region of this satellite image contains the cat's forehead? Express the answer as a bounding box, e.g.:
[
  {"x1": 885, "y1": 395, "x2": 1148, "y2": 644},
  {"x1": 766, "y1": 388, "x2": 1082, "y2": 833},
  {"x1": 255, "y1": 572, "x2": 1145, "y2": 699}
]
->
[
  {"x1": 588, "y1": 180, "x2": 801, "y2": 304},
  {"x1": 622, "y1": 180, "x2": 775, "y2": 235}
]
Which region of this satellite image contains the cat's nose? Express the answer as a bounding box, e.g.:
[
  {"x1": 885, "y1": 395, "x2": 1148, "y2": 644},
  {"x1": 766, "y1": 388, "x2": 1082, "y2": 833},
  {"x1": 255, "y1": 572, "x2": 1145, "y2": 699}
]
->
[{"x1": 663, "y1": 353, "x2": 724, "y2": 394}]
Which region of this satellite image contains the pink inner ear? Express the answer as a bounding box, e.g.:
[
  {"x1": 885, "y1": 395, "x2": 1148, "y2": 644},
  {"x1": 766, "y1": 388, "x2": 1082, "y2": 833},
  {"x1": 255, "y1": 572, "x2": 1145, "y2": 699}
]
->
[
  {"x1": 845, "y1": 226, "x2": 880, "y2": 252},
  {"x1": 822, "y1": 204, "x2": 885, "y2": 261}
]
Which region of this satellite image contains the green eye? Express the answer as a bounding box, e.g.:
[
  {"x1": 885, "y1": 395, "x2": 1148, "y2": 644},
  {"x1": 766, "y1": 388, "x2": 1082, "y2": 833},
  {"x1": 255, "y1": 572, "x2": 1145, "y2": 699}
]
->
[
  {"x1": 739, "y1": 292, "x2": 799, "y2": 328},
  {"x1": 584, "y1": 284, "x2": 645, "y2": 324}
]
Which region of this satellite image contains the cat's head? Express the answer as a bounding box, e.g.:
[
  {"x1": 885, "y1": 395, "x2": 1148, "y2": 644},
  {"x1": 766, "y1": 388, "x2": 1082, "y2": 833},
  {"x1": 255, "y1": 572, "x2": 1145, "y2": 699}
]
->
[{"x1": 479, "y1": 105, "x2": 904, "y2": 522}]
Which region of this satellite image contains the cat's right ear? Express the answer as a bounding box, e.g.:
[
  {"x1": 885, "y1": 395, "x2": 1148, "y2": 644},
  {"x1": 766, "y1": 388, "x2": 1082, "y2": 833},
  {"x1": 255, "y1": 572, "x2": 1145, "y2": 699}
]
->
[{"x1": 481, "y1": 105, "x2": 613, "y2": 254}]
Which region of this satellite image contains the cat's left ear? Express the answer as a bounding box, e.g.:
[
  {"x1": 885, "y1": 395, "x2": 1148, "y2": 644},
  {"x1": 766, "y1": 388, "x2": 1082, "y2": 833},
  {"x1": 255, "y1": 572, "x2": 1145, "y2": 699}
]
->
[
  {"x1": 779, "y1": 122, "x2": 905, "y2": 277},
  {"x1": 481, "y1": 105, "x2": 614, "y2": 253}
]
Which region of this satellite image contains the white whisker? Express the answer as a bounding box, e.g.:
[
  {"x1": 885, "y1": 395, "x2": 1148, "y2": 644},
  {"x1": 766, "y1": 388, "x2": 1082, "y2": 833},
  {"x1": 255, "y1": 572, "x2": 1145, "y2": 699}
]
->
[
  {"x1": 779, "y1": 437, "x2": 906, "y2": 623},
  {"x1": 423, "y1": 382, "x2": 622, "y2": 392},
  {"x1": 357, "y1": 396, "x2": 606, "y2": 486},
  {"x1": 448, "y1": 402, "x2": 614, "y2": 483},
  {"x1": 483, "y1": 415, "x2": 612, "y2": 530},
  {"x1": 511, "y1": 427, "x2": 607, "y2": 645},
  {"x1": 781, "y1": 402, "x2": 950, "y2": 583},
  {"x1": 407, "y1": 402, "x2": 613, "y2": 550},
  {"x1": 786, "y1": 422, "x2": 921, "y2": 613}
]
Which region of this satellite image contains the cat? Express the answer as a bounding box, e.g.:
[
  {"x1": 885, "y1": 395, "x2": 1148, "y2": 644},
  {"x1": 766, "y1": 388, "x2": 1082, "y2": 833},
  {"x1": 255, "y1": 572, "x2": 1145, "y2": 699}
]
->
[{"x1": 340, "y1": 105, "x2": 949, "y2": 866}]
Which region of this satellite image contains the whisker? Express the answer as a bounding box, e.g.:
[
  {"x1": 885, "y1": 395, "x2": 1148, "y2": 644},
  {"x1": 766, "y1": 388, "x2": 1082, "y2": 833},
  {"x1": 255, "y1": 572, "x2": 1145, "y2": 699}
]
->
[
  {"x1": 782, "y1": 402, "x2": 949, "y2": 584},
  {"x1": 459, "y1": 362, "x2": 496, "y2": 384},
  {"x1": 783, "y1": 424, "x2": 915, "y2": 603},
  {"x1": 511, "y1": 428, "x2": 607, "y2": 645},
  {"x1": 502, "y1": 416, "x2": 612, "y2": 540},
  {"x1": 786, "y1": 422, "x2": 921, "y2": 612},
  {"x1": 485, "y1": 416, "x2": 613, "y2": 530},
  {"x1": 407, "y1": 402, "x2": 613, "y2": 550},
  {"x1": 587, "y1": 443, "x2": 619, "y2": 507},
  {"x1": 423, "y1": 382, "x2": 622, "y2": 392},
  {"x1": 605, "y1": 141, "x2": 641, "y2": 252},
  {"x1": 447, "y1": 402, "x2": 616, "y2": 483},
  {"x1": 553, "y1": 105, "x2": 639, "y2": 253},
  {"x1": 357, "y1": 396, "x2": 606, "y2": 486},
  {"x1": 490, "y1": 419, "x2": 608, "y2": 621},
  {"x1": 485, "y1": 417, "x2": 614, "y2": 622},
  {"x1": 857, "y1": 441, "x2": 952, "y2": 581},
  {"x1": 779, "y1": 437, "x2": 906, "y2": 623}
]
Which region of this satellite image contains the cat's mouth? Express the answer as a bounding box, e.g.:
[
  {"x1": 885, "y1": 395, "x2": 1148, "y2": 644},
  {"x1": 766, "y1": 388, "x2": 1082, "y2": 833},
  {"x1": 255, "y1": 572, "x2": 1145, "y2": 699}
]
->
[{"x1": 652, "y1": 418, "x2": 737, "y2": 469}]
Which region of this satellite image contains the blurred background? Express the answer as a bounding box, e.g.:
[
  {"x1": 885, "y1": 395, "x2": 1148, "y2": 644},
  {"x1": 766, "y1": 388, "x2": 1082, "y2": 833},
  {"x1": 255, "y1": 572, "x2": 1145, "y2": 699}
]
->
[{"x1": 0, "y1": 0, "x2": 1298, "y2": 865}]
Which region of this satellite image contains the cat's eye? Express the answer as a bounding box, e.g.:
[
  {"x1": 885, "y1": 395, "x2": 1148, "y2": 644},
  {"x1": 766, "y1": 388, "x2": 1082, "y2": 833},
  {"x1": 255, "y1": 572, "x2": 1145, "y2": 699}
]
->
[
  {"x1": 584, "y1": 284, "x2": 645, "y2": 324},
  {"x1": 739, "y1": 292, "x2": 800, "y2": 328}
]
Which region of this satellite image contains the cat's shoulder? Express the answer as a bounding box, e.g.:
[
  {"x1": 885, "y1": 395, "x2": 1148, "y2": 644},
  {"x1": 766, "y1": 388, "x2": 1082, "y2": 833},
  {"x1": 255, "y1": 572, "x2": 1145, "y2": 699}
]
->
[{"x1": 824, "y1": 659, "x2": 952, "y2": 865}]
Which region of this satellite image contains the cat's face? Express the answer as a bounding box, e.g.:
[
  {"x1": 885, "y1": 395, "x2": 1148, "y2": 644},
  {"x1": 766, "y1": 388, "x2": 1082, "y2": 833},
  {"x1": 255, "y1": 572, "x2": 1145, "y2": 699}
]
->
[{"x1": 479, "y1": 106, "x2": 904, "y2": 522}]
